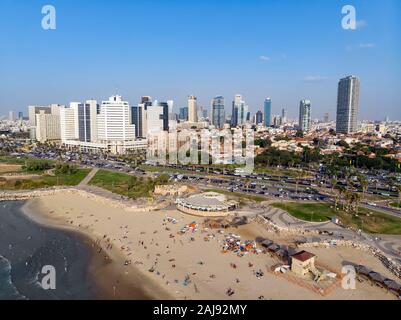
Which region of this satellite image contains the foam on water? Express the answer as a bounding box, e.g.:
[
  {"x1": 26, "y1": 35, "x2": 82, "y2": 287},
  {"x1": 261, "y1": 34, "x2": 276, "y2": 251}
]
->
[{"x1": 0, "y1": 255, "x2": 26, "y2": 300}]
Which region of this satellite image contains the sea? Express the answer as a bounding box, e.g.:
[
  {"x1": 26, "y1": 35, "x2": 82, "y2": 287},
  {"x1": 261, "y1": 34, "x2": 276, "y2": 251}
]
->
[{"x1": 0, "y1": 201, "x2": 98, "y2": 300}]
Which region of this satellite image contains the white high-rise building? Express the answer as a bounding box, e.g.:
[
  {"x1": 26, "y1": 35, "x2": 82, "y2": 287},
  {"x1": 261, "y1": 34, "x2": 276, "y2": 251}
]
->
[
  {"x1": 336, "y1": 75, "x2": 360, "y2": 134},
  {"x1": 299, "y1": 100, "x2": 312, "y2": 132},
  {"x1": 35, "y1": 111, "x2": 61, "y2": 143},
  {"x1": 60, "y1": 106, "x2": 77, "y2": 142},
  {"x1": 87, "y1": 100, "x2": 99, "y2": 142},
  {"x1": 8, "y1": 111, "x2": 15, "y2": 121},
  {"x1": 146, "y1": 103, "x2": 165, "y2": 135},
  {"x1": 97, "y1": 95, "x2": 135, "y2": 142},
  {"x1": 188, "y1": 95, "x2": 198, "y2": 123},
  {"x1": 28, "y1": 106, "x2": 51, "y2": 126}
]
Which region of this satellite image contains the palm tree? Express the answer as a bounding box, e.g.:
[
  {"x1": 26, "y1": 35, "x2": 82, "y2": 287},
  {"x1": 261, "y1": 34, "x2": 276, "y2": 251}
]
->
[
  {"x1": 337, "y1": 186, "x2": 346, "y2": 211},
  {"x1": 331, "y1": 178, "x2": 338, "y2": 209},
  {"x1": 352, "y1": 192, "x2": 362, "y2": 214},
  {"x1": 295, "y1": 169, "x2": 304, "y2": 195},
  {"x1": 358, "y1": 175, "x2": 368, "y2": 202}
]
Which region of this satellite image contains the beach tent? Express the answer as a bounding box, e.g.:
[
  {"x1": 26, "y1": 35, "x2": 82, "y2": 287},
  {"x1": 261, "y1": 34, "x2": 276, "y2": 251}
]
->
[
  {"x1": 355, "y1": 265, "x2": 371, "y2": 279},
  {"x1": 383, "y1": 278, "x2": 401, "y2": 295},
  {"x1": 261, "y1": 239, "x2": 273, "y2": 248},
  {"x1": 368, "y1": 271, "x2": 386, "y2": 287}
]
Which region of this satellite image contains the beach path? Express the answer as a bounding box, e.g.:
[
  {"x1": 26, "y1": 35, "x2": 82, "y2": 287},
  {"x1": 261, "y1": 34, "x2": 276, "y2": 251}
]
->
[{"x1": 78, "y1": 167, "x2": 99, "y2": 187}]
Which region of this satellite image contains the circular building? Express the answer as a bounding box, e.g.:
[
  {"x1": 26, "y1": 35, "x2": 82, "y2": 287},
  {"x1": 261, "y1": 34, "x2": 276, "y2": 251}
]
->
[{"x1": 176, "y1": 192, "x2": 238, "y2": 217}]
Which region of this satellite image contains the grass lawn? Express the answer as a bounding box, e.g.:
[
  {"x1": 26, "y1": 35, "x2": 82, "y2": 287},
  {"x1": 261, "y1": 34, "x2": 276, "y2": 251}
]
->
[
  {"x1": 0, "y1": 169, "x2": 91, "y2": 190},
  {"x1": 204, "y1": 188, "x2": 266, "y2": 203},
  {"x1": 271, "y1": 202, "x2": 401, "y2": 235},
  {"x1": 89, "y1": 169, "x2": 167, "y2": 199},
  {"x1": 389, "y1": 202, "x2": 401, "y2": 209}
]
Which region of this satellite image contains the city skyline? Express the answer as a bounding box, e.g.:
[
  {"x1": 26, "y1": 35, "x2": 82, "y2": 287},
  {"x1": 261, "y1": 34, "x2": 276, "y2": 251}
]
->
[{"x1": 0, "y1": 0, "x2": 400, "y2": 120}]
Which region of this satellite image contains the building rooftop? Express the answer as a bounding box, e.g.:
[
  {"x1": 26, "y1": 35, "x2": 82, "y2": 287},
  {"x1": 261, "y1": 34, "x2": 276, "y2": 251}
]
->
[{"x1": 291, "y1": 250, "x2": 316, "y2": 262}]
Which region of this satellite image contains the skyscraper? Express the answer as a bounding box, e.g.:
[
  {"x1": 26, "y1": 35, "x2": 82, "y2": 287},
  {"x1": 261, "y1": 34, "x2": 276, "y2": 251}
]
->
[
  {"x1": 211, "y1": 96, "x2": 225, "y2": 129},
  {"x1": 132, "y1": 104, "x2": 143, "y2": 138},
  {"x1": 254, "y1": 110, "x2": 263, "y2": 125},
  {"x1": 18, "y1": 112, "x2": 23, "y2": 120},
  {"x1": 77, "y1": 103, "x2": 91, "y2": 142},
  {"x1": 336, "y1": 75, "x2": 360, "y2": 134},
  {"x1": 28, "y1": 106, "x2": 51, "y2": 126},
  {"x1": 264, "y1": 98, "x2": 271, "y2": 127},
  {"x1": 97, "y1": 95, "x2": 135, "y2": 142},
  {"x1": 8, "y1": 111, "x2": 15, "y2": 121},
  {"x1": 281, "y1": 108, "x2": 287, "y2": 124},
  {"x1": 324, "y1": 112, "x2": 330, "y2": 123},
  {"x1": 231, "y1": 94, "x2": 248, "y2": 127},
  {"x1": 179, "y1": 107, "x2": 188, "y2": 121},
  {"x1": 60, "y1": 106, "x2": 77, "y2": 142},
  {"x1": 299, "y1": 100, "x2": 312, "y2": 132},
  {"x1": 35, "y1": 111, "x2": 61, "y2": 143},
  {"x1": 188, "y1": 95, "x2": 198, "y2": 123},
  {"x1": 86, "y1": 100, "x2": 99, "y2": 142}
]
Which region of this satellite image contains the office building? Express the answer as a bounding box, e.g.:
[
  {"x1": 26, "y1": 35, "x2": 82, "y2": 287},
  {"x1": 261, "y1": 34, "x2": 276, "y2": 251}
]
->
[
  {"x1": 97, "y1": 95, "x2": 135, "y2": 142},
  {"x1": 8, "y1": 111, "x2": 15, "y2": 121},
  {"x1": 299, "y1": 100, "x2": 312, "y2": 132},
  {"x1": 77, "y1": 103, "x2": 92, "y2": 142},
  {"x1": 35, "y1": 111, "x2": 61, "y2": 143},
  {"x1": 60, "y1": 106, "x2": 77, "y2": 142},
  {"x1": 231, "y1": 94, "x2": 248, "y2": 127},
  {"x1": 281, "y1": 108, "x2": 287, "y2": 124},
  {"x1": 132, "y1": 104, "x2": 143, "y2": 138},
  {"x1": 188, "y1": 95, "x2": 198, "y2": 123},
  {"x1": 28, "y1": 106, "x2": 51, "y2": 126},
  {"x1": 86, "y1": 100, "x2": 99, "y2": 142},
  {"x1": 211, "y1": 96, "x2": 225, "y2": 129},
  {"x1": 336, "y1": 75, "x2": 360, "y2": 134},
  {"x1": 179, "y1": 107, "x2": 188, "y2": 121},
  {"x1": 254, "y1": 110, "x2": 263, "y2": 125},
  {"x1": 264, "y1": 98, "x2": 272, "y2": 127}
]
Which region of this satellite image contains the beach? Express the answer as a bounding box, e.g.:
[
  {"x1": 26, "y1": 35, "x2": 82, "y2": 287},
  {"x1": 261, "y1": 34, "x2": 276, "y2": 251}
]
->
[{"x1": 16, "y1": 191, "x2": 399, "y2": 300}]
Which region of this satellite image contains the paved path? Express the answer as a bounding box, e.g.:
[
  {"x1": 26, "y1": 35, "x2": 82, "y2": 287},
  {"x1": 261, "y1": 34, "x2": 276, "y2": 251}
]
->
[
  {"x1": 78, "y1": 167, "x2": 99, "y2": 187},
  {"x1": 256, "y1": 205, "x2": 401, "y2": 262}
]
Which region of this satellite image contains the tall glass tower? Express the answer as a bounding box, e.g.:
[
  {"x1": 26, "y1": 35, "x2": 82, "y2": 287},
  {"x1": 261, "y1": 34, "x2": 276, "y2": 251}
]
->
[
  {"x1": 264, "y1": 98, "x2": 271, "y2": 127},
  {"x1": 299, "y1": 100, "x2": 312, "y2": 132},
  {"x1": 211, "y1": 96, "x2": 225, "y2": 129}
]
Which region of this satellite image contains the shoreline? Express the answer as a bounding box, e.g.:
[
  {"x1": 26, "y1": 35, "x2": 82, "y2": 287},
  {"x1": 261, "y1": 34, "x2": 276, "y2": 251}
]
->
[{"x1": 21, "y1": 199, "x2": 174, "y2": 300}]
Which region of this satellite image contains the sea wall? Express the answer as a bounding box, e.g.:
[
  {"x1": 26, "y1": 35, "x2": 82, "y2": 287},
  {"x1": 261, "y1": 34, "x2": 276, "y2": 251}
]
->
[{"x1": 0, "y1": 188, "x2": 170, "y2": 213}]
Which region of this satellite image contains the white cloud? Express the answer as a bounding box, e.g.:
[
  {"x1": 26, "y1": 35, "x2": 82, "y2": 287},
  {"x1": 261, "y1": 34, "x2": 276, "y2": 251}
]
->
[
  {"x1": 304, "y1": 75, "x2": 328, "y2": 82},
  {"x1": 359, "y1": 43, "x2": 376, "y2": 48},
  {"x1": 356, "y1": 20, "x2": 368, "y2": 29},
  {"x1": 346, "y1": 43, "x2": 376, "y2": 51},
  {"x1": 259, "y1": 55, "x2": 271, "y2": 61}
]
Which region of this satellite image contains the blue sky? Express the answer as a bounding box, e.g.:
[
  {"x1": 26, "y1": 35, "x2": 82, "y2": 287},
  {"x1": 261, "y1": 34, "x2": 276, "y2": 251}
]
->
[{"x1": 0, "y1": 0, "x2": 400, "y2": 120}]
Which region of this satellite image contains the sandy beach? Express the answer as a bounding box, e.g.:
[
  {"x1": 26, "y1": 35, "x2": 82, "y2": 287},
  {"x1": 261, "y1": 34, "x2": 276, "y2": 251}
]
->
[{"x1": 21, "y1": 192, "x2": 399, "y2": 300}]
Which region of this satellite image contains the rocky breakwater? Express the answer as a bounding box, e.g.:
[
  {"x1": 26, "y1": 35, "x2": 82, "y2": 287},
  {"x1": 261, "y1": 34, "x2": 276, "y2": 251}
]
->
[
  {"x1": 254, "y1": 214, "x2": 321, "y2": 235},
  {"x1": 0, "y1": 187, "x2": 73, "y2": 201}
]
